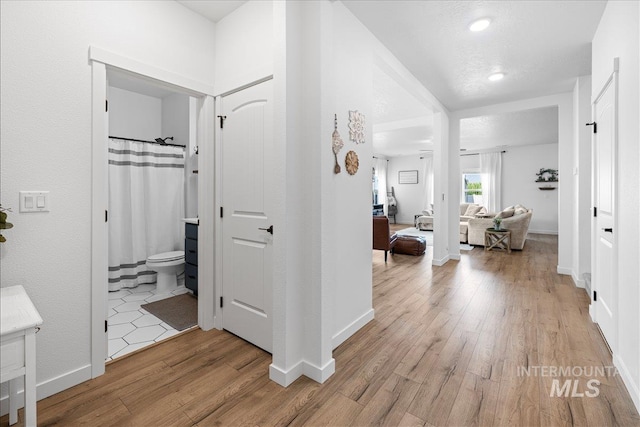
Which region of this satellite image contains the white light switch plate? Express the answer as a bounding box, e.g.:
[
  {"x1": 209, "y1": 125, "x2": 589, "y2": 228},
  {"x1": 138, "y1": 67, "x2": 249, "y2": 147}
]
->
[{"x1": 19, "y1": 191, "x2": 50, "y2": 212}]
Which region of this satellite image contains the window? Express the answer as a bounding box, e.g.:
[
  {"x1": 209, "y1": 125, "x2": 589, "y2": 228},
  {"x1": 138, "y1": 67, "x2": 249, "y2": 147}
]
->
[{"x1": 462, "y1": 173, "x2": 483, "y2": 204}]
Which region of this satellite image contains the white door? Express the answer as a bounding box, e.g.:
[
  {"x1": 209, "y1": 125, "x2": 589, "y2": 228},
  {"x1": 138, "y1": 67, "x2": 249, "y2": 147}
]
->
[
  {"x1": 221, "y1": 80, "x2": 273, "y2": 352},
  {"x1": 592, "y1": 73, "x2": 617, "y2": 351}
]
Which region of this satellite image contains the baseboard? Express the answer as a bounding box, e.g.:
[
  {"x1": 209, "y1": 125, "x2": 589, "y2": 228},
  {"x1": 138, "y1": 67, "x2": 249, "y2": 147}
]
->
[
  {"x1": 571, "y1": 271, "x2": 586, "y2": 289},
  {"x1": 557, "y1": 266, "x2": 572, "y2": 276},
  {"x1": 450, "y1": 253, "x2": 461, "y2": 260},
  {"x1": 432, "y1": 255, "x2": 450, "y2": 266},
  {"x1": 614, "y1": 354, "x2": 640, "y2": 413},
  {"x1": 269, "y1": 358, "x2": 336, "y2": 387},
  {"x1": 529, "y1": 229, "x2": 559, "y2": 235},
  {"x1": 332, "y1": 309, "x2": 374, "y2": 349},
  {"x1": 1, "y1": 364, "x2": 92, "y2": 416}
]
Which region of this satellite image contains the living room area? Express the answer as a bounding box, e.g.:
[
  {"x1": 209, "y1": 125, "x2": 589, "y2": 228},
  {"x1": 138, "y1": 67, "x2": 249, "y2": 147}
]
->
[{"x1": 373, "y1": 103, "x2": 559, "y2": 261}]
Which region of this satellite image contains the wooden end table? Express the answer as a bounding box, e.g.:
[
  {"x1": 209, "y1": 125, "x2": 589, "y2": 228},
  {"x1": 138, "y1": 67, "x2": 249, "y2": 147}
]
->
[{"x1": 484, "y1": 228, "x2": 511, "y2": 253}]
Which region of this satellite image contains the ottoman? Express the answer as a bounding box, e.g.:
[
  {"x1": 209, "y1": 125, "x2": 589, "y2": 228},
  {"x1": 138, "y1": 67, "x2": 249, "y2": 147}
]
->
[{"x1": 394, "y1": 236, "x2": 427, "y2": 256}]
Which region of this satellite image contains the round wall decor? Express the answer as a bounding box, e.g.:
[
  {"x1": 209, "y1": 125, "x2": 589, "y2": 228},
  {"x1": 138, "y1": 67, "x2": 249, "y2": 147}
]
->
[{"x1": 345, "y1": 150, "x2": 359, "y2": 175}]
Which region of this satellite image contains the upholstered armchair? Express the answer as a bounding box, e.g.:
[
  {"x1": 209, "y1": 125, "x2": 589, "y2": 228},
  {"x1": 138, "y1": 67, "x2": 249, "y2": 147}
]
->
[{"x1": 373, "y1": 216, "x2": 397, "y2": 262}]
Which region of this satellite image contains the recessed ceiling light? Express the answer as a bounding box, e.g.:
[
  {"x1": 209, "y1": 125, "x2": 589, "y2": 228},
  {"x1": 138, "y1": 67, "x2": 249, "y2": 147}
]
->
[
  {"x1": 488, "y1": 72, "x2": 505, "y2": 81},
  {"x1": 469, "y1": 18, "x2": 491, "y2": 32}
]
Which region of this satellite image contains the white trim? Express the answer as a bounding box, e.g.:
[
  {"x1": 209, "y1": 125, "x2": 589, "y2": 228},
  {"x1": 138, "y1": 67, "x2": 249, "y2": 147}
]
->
[
  {"x1": 1, "y1": 365, "x2": 91, "y2": 416},
  {"x1": 331, "y1": 309, "x2": 374, "y2": 349},
  {"x1": 90, "y1": 61, "x2": 108, "y2": 378},
  {"x1": 528, "y1": 229, "x2": 559, "y2": 235},
  {"x1": 557, "y1": 266, "x2": 573, "y2": 276},
  {"x1": 268, "y1": 358, "x2": 336, "y2": 387},
  {"x1": 450, "y1": 253, "x2": 461, "y2": 261},
  {"x1": 432, "y1": 255, "x2": 450, "y2": 266},
  {"x1": 571, "y1": 271, "x2": 586, "y2": 289},
  {"x1": 89, "y1": 46, "x2": 215, "y2": 96},
  {"x1": 614, "y1": 353, "x2": 640, "y2": 412},
  {"x1": 214, "y1": 95, "x2": 224, "y2": 331}
]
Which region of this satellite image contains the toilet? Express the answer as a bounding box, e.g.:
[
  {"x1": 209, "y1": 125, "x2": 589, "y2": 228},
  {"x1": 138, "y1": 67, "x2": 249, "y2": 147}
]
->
[{"x1": 146, "y1": 251, "x2": 185, "y2": 294}]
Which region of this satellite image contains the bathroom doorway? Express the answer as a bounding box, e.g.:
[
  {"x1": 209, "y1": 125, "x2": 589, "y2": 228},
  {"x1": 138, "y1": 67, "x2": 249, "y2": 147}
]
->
[
  {"x1": 90, "y1": 48, "x2": 216, "y2": 377},
  {"x1": 105, "y1": 71, "x2": 199, "y2": 360}
]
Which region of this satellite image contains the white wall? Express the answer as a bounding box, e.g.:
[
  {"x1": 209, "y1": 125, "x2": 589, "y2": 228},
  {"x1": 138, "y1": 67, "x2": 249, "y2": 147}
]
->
[
  {"x1": 387, "y1": 155, "x2": 427, "y2": 224},
  {"x1": 0, "y1": 0, "x2": 215, "y2": 407},
  {"x1": 592, "y1": 0, "x2": 640, "y2": 410},
  {"x1": 109, "y1": 87, "x2": 162, "y2": 139},
  {"x1": 502, "y1": 144, "x2": 559, "y2": 234},
  {"x1": 215, "y1": 0, "x2": 274, "y2": 94}
]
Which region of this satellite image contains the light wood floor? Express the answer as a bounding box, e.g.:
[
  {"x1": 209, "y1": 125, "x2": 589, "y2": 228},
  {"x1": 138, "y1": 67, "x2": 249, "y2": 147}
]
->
[{"x1": 3, "y1": 230, "x2": 639, "y2": 426}]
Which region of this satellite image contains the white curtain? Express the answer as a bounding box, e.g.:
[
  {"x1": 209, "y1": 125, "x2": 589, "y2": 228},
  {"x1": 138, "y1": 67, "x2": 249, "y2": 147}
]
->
[
  {"x1": 421, "y1": 154, "x2": 434, "y2": 212},
  {"x1": 375, "y1": 157, "x2": 388, "y2": 215},
  {"x1": 108, "y1": 138, "x2": 185, "y2": 291},
  {"x1": 480, "y1": 152, "x2": 502, "y2": 213}
]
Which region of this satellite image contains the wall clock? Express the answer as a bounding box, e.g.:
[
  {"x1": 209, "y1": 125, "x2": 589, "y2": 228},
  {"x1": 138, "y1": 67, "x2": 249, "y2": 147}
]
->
[{"x1": 345, "y1": 150, "x2": 359, "y2": 175}]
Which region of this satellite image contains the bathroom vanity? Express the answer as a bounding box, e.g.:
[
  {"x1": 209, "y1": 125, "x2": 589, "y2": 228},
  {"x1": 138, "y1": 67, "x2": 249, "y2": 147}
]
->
[{"x1": 184, "y1": 220, "x2": 198, "y2": 296}]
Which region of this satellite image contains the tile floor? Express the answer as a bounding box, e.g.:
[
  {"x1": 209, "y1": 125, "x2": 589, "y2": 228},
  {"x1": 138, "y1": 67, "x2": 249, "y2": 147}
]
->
[{"x1": 107, "y1": 283, "x2": 193, "y2": 361}]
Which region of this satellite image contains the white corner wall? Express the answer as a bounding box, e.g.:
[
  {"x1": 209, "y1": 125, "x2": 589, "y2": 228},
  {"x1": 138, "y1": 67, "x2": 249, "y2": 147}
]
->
[
  {"x1": 0, "y1": 0, "x2": 215, "y2": 408},
  {"x1": 109, "y1": 87, "x2": 162, "y2": 139},
  {"x1": 387, "y1": 156, "x2": 427, "y2": 224},
  {"x1": 592, "y1": 0, "x2": 640, "y2": 411},
  {"x1": 502, "y1": 144, "x2": 559, "y2": 234}
]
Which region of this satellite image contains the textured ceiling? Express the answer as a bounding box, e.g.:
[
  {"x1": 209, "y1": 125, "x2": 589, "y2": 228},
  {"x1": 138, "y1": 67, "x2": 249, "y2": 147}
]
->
[
  {"x1": 460, "y1": 106, "x2": 559, "y2": 151},
  {"x1": 344, "y1": 0, "x2": 606, "y2": 111},
  {"x1": 177, "y1": 0, "x2": 247, "y2": 23}
]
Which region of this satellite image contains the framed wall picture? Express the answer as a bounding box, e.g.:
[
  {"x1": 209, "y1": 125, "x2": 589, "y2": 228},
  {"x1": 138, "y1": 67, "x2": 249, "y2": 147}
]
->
[{"x1": 398, "y1": 170, "x2": 418, "y2": 184}]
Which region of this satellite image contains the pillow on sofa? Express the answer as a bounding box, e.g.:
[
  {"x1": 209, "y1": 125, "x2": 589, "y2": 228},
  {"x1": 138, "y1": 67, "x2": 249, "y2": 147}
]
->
[
  {"x1": 495, "y1": 208, "x2": 515, "y2": 219},
  {"x1": 464, "y1": 204, "x2": 483, "y2": 217},
  {"x1": 475, "y1": 207, "x2": 488, "y2": 216}
]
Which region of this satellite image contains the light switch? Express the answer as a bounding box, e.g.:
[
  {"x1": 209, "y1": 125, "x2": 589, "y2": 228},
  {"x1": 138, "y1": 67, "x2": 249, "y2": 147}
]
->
[{"x1": 19, "y1": 191, "x2": 49, "y2": 212}]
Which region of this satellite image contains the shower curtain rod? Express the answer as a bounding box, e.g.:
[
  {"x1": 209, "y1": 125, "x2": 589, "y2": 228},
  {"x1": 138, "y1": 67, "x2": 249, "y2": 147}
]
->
[
  {"x1": 460, "y1": 150, "x2": 506, "y2": 157},
  {"x1": 109, "y1": 135, "x2": 185, "y2": 148}
]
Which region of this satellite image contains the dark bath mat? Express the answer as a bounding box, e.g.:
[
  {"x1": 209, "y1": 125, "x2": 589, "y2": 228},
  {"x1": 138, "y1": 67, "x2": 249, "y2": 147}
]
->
[{"x1": 141, "y1": 293, "x2": 197, "y2": 331}]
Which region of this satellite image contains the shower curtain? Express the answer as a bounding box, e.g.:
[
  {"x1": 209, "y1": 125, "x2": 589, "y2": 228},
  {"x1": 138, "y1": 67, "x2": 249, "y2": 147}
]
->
[{"x1": 108, "y1": 138, "x2": 185, "y2": 291}]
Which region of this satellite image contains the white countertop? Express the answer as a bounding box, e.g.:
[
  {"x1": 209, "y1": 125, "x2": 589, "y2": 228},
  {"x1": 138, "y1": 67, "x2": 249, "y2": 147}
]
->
[
  {"x1": 1, "y1": 285, "x2": 43, "y2": 336},
  {"x1": 182, "y1": 217, "x2": 199, "y2": 225}
]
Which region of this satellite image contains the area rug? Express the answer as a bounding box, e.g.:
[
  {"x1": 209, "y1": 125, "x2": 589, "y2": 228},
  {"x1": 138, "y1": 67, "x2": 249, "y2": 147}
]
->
[
  {"x1": 395, "y1": 228, "x2": 474, "y2": 251},
  {"x1": 141, "y1": 293, "x2": 197, "y2": 331}
]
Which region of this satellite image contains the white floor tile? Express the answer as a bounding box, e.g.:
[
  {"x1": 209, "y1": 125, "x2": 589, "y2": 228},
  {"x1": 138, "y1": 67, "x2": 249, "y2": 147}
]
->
[
  {"x1": 112, "y1": 341, "x2": 153, "y2": 359},
  {"x1": 113, "y1": 301, "x2": 143, "y2": 312},
  {"x1": 108, "y1": 289, "x2": 132, "y2": 300},
  {"x1": 124, "y1": 325, "x2": 166, "y2": 344},
  {"x1": 156, "y1": 329, "x2": 181, "y2": 342},
  {"x1": 123, "y1": 292, "x2": 153, "y2": 302},
  {"x1": 145, "y1": 293, "x2": 174, "y2": 303},
  {"x1": 108, "y1": 323, "x2": 136, "y2": 339},
  {"x1": 108, "y1": 299, "x2": 125, "y2": 310},
  {"x1": 133, "y1": 314, "x2": 163, "y2": 328},
  {"x1": 108, "y1": 338, "x2": 128, "y2": 357},
  {"x1": 108, "y1": 311, "x2": 143, "y2": 325},
  {"x1": 130, "y1": 284, "x2": 156, "y2": 294},
  {"x1": 108, "y1": 308, "x2": 117, "y2": 317}
]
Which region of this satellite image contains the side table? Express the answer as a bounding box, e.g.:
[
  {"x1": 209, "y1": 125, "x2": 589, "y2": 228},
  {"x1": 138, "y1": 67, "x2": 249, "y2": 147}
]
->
[
  {"x1": 1, "y1": 285, "x2": 43, "y2": 426},
  {"x1": 484, "y1": 228, "x2": 511, "y2": 253}
]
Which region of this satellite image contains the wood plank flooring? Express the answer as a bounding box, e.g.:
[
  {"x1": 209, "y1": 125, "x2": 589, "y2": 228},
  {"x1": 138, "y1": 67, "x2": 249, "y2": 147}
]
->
[{"x1": 3, "y1": 230, "x2": 639, "y2": 426}]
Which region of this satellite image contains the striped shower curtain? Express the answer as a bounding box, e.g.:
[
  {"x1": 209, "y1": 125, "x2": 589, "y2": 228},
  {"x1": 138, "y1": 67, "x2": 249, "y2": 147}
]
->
[{"x1": 108, "y1": 138, "x2": 185, "y2": 291}]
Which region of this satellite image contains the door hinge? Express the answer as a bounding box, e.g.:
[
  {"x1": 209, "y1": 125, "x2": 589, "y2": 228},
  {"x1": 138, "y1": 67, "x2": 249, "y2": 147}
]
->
[
  {"x1": 217, "y1": 115, "x2": 227, "y2": 129},
  {"x1": 105, "y1": 320, "x2": 108, "y2": 332},
  {"x1": 594, "y1": 207, "x2": 597, "y2": 217},
  {"x1": 593, "y1": 290, "x2": 597, "y2": 302},
  {"x1": 105, "y1": 210, "x2": 108, "y2": 222},
  {"x1": 586, "y1": 122, "x2": 597, "y2": 133},
  {"x1": 220, "y1": 296, "x2": 223, "y2": 308},
  {"x1": 105, "y1": 99, "x2": 108, "y2": 112},
  {"x1": 220, "y1": 207, "x2": 224, "y2": 218}
]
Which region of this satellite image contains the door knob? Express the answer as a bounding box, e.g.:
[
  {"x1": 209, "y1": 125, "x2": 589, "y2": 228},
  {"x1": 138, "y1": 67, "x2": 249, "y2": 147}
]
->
[
  {"x1": 258, "y1": 225, "x2": 274, "y2": 234},
  {"x1": 603, "y1": 228, "x2": 613, "y2": 233}
]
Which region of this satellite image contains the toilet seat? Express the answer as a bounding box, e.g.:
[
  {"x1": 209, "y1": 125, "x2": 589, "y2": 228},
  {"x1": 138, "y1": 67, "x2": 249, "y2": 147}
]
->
[{"x1": 147, "y1": 251, "x2": 184, "y2": 263}]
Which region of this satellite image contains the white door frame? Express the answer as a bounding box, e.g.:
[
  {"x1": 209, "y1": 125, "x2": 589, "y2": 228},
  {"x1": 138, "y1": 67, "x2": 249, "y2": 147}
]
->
[
  {"x1": 589, "y1": 58, "x2": 619, "y2": 353},
  {"x1": 89, "y1": 47, "x2": 216, "y2": 378}
]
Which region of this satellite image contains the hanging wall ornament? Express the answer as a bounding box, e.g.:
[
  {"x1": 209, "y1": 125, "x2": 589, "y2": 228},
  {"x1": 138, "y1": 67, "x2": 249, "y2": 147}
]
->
[
  {"x1": 345, "y1": 150, "x2": 359, "y2": 175},
  {"x1": 348, "y1": 110, "x2": 365, "y2": 144},
  {"x1": 332, "y1": 114, "x2": 344, "y2": 174}
]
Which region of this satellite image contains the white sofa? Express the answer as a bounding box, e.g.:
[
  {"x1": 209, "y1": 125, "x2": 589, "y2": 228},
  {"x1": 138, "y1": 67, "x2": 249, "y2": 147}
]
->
[{"x1": 467, "y1": 206, "x2": 533, "y2": 249}]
